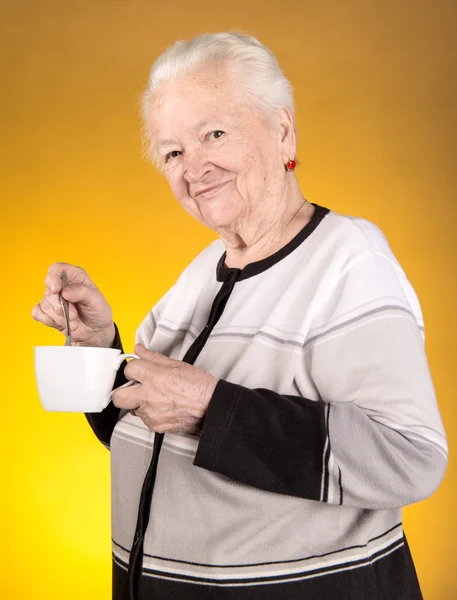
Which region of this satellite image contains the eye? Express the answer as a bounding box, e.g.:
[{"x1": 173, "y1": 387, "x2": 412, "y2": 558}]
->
[
  {"x1": 164, "y1": 150, "x2": 182, "y2": 163},
  {"x1": 207, "y1": 130, "x2": 225, "y2": 141}
]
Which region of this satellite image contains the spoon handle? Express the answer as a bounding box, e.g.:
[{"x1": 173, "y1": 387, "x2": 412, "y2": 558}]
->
[{"x1": 59, "y1": 271, "x2": 72, "y2": 346}]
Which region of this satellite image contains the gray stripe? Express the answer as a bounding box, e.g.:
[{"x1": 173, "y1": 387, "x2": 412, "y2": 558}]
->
[
  {"x1": 208, "y1": 305, "x2": 421, "y2": 350},
  {"x1": 119, "y1": 418, "x2": 153, "y2": 434},
  {"x1": 303, "y1": 305, "x2": 419, "y2": 350},
  {"x1": 114, "y1": 427, "x2": 196, "y2": 458},
  {"x1": 162, "y1": 441, "x2": 196, "y2": 458},
  {"x1": 210, "y1": 330, "x2": 303, "y2": 348},
  {"x1": 113, "y1": 429, "x2": 154, "y2": 450},
  {"x1": 157, "y1": 323, "x2": 198, "y2": 340}
]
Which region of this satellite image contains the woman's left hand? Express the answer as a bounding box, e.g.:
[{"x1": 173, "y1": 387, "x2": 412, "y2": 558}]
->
[{"x1": 111, "y1": 344, "x2": 218, "y2": 434}]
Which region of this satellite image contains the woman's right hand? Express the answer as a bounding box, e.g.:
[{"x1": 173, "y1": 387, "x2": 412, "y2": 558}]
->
[{"x1": 32, "y1": 262, "x2": 116, "y2": 348}]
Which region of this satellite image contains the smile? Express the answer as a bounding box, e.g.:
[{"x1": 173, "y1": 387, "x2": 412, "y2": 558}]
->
[{"x1": 195, "y1": 182, "x2": 228, "y2": 199}]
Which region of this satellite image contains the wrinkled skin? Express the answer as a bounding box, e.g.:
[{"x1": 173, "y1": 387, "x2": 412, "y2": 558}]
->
[{"x1": 33, "y1": 62, "x2": 314, "y2": 433}]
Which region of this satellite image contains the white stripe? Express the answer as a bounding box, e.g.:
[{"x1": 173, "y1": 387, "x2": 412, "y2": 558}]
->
[
  {"x1": 114, "y1": 419, "x2": 154, "y2": 444},
  {"x1": 136, "y1": 541, "x2": 405, "y2": 587},
  {"x1": 114, "y1": 424, "x2": 198, "y2": 454},
  {"x1": 113, "y1": 430, "x2": 154, "y2": 451},
  {"x1": 328, "y1": 451, "x2": 336, "y2": 504},
  {"x1": 320, "y1": 432, "x2": 329, "y2": 502},
  {"x1": 165, "y1": 433, "x2": 199, "y2": 452},
  {"x1": 113, "y1": 528, "x2": 404, "y2": 582},
  {"x1": 162, "y1": 443, "x2": 195, "y2": 459}
]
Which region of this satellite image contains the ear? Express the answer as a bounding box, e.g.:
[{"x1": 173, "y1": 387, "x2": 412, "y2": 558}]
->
[{"x1": 278, "y1": 107, "x2": 297, "y2": 164}]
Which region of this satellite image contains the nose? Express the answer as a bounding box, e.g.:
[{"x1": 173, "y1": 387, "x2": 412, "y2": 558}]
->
[{"x1": 183, "y1": 147, "x2": 212, "y2": 184}]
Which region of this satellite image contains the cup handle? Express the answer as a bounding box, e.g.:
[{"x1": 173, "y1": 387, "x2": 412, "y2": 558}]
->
[
  {"x1": 110, "y1": 353, "x2": 140, "y2": 397},
  {"x1": 115, "y1": 353, "x2": 139, "y2": 368},
  {"x1": 110, "y1": 379, "x2": 137, "y2": 397}
]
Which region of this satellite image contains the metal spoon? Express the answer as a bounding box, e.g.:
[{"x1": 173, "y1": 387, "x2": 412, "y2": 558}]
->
[{"x1": 59, "y1": 271, "x2": 72, "y2": 346}]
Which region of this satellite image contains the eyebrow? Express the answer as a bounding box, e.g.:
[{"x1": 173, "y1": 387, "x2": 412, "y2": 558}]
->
[
  {"x1": 158, "y1": 120, "x2": 211, "y2": 149},
  {"x1": 158, "y1": 139, "x2": 178, "y2": 149}
]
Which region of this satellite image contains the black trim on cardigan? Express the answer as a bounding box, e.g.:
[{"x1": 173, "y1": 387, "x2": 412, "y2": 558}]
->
[
  {"x1": 216, "y1": 204, "x2": 330, "y2": 282},
  {"x1": 84, "y1": 322, "x2": 124, "y2": 447}
]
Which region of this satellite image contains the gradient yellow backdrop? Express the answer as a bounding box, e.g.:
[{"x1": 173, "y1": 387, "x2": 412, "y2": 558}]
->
[{"x1": 2, "y1": 1, "x2": 456, "y2": 598}]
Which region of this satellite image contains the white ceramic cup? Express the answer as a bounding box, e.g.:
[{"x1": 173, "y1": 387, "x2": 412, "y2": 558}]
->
[{"x1": 34, "y1": 346, "x2": 139, "y2": 412}]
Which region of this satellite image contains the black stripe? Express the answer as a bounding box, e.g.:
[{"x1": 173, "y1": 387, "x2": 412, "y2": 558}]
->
[
  {"x1": 116, "y1": 537, "x2": 405, "y2": 586},
  {"x1": 338, "y1": 465, "x2": 343, "y2": 505},
  {"x1": 112, "y1": 522, "x2": 403, "y2": 570},
  {"x1": 127, "y1": 268, "x2": 242, "y2": 599},
  {"x1": 127, "y1": 432, "x2": 164, "y2": 599},
  {"x1": 113, "y1": 535, "x2": 422, "y2": 600},
  {"x1": 322, "y1": 404, "x2": 331, "y2": 502}
]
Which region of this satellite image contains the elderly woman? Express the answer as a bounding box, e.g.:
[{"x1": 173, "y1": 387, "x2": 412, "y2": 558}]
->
[{"x1": 33, "y1": 32, "x2": 447, "y2": 600}]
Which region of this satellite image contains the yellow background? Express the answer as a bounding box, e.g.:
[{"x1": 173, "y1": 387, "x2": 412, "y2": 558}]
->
[{"x1": 2, "y1": 0, "x2": 456, "y2": 598}]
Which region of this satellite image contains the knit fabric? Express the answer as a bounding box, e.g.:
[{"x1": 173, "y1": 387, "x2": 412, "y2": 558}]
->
[{"x1": 87, "y1": 204, "x2": 447, "y2": 599}]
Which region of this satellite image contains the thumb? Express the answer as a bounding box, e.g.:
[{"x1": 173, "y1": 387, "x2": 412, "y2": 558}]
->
[{"x1": 134, "y1": 344, "x2": 168, "y2": 363}]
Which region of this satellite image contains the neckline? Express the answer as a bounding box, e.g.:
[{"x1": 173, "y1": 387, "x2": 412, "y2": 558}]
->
[{"x1": 216, "y1": 203, "x2": 330, "y2": 282}]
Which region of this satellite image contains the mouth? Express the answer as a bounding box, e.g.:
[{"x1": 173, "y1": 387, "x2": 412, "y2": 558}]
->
[{"x1": 195, "y1": 182, "x2": 228, "y2": 199}]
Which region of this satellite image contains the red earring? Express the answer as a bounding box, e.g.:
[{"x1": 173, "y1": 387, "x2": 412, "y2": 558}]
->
[{"x1": 285, "y1": 159, "x2": 296, "y2": 172}]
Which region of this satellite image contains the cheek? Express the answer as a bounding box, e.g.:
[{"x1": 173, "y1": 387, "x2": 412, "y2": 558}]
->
[
  {"x1": 166, "y1": 170, "x2": 187, "y2": 201},
  {"x1": 230, "y1": 128, "x2": 275, "y2": 175},
  {"x1": 234, "y1": 144, "x2": 271, "y2": 192},
  {"x1": 166, "y1": 171, "x2": 203, "y2": 217}
]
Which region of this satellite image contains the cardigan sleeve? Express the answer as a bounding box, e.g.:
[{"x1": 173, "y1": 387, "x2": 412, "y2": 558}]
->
[
  {"x1": 194, "y1": 251, "x2": 448, "y2": 510},
  {"x1": 84, "y1": 322, "x2": 126, "y2": 448},
  {"x1": 84, "y1": 289, "x2": 172, "y2": 448}
]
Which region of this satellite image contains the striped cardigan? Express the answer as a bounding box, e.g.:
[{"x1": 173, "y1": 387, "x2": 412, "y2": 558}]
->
[{"x1": 87, "y1": 204, "x2": 447, "y2": 599}]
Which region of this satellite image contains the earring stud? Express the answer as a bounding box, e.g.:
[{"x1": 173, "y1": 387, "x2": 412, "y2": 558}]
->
[{"x1": 285, "y1": 159, "x2": 296, "y2": 172}]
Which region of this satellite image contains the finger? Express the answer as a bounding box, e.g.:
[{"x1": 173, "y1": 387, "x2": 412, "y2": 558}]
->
[
  {"x1": 44, "y1": 263, "x2": 91, "y2": 294},
  {"x1": 111, "y1": 385, "x2": 142, "y2": 410},
  {"x1": 38, "y1": 296, "x2": 79, "y2": 332},
  {"x1": 59, "y1": 282, "x2": 97, "y2": 307},
  {"x1": 40, "y1": 295, "x2": 65, "y2": 321},
  {"x1": 134, "y1": 344, "x2": 172, "y2": 365},
  {"x1": 42, "y1": 293, "x2": 81, "y2": 328},
  {"x1": 43, "y1": 290, "x2": 64, "y2": 315},
  {"x1": 32, "y1": 304, "x2": 62, "y2": 330},
  {"x1": 124, "y1": 358, "x2": 149, "y2": 384}
]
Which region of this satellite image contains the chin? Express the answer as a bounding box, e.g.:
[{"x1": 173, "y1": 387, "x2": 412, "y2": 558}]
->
[{"x1": 199, "y1": 206, "x2": 241, "y2": 231}]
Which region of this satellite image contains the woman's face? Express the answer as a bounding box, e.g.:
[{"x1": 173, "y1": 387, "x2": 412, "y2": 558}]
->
[{"x1": 147, "y1": 64, "x2": 295, "y2": 235}]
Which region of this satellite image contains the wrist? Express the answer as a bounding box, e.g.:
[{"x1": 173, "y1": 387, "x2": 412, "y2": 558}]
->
[
  {"x1": 104, "y1": 322, "x2": 117, "y2": 348},
  {"x1": 200, "y1": 374, "x2": 218, "y2": 415},
  {"x1": 85, "y1": 323, "x2": 117, "y2": 348}
]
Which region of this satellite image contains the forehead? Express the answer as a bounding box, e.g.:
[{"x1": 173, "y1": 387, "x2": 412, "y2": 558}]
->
[{"x1": 148, "y1": 66, "x2": 249, "y2": 140}]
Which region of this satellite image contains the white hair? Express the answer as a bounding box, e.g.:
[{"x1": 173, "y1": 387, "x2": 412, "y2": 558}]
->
[{"x1": 141, "y1": 31, "x2": 295, "y2": 166}]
